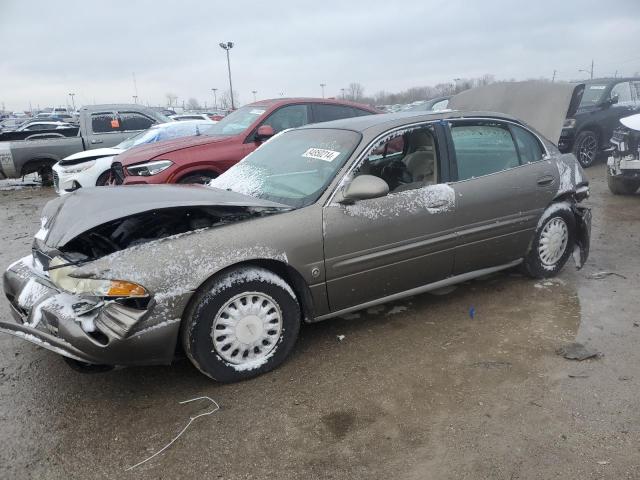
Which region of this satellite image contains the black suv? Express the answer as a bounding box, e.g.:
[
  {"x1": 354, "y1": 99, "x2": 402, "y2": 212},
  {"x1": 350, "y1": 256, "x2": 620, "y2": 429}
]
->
[{"x1": 559, "y1": 78, "x2": 640, "y2": 167}]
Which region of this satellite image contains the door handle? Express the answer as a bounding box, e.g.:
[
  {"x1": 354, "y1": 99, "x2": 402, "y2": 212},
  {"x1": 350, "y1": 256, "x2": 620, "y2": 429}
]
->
[
  {"x1": 90, "y1": 139, "x2": 103, "y2": 144},
  {"x1": 536, "y1": 175, "x2": 555, "y2": 186}
]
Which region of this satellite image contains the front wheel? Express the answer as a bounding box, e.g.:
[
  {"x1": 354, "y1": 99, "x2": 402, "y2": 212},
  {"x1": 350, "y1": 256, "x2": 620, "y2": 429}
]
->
[
  {"x1": 607, "y1": 168, "x2": 640, "y2": 195},
  {"x1": 181, "y1": 267, "x2": 301, "y2": 382},
  {"x1": 572, "y1": 130, "x2": 598, "y2": 168},
  {"x1": 95, "y1": 170, "x2": 112, "y2": 186},
  {"x1": 522, "y1": 205, "x2": 575, "y2": 279}
]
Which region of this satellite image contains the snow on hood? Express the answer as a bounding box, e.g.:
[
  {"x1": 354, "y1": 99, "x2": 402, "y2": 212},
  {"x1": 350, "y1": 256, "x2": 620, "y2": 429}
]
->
[
  {"x1": 620, "y1": 113, "x2": 640, "y2": 131},
  {"x1": 449, "y1": 81, "x2": 584, "y2": 144},
  {"x1": 39, "y1": 184, "x2": 289, "y2": 247},
  {"x1": 117, "y1": 134, "x2": 235, "y2": 166}
]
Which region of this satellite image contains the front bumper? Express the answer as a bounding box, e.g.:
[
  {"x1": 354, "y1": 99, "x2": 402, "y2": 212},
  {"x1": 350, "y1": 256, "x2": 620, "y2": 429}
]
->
[
  {"x1": 572, "y1": 204, "x2": 591, "y2": 269},
  {"x1": 2, "y1": 256, "x2": 188, "y2": 366},
  {"x1": 607, "y1": 155, "x2": 640, "y2": 180}
]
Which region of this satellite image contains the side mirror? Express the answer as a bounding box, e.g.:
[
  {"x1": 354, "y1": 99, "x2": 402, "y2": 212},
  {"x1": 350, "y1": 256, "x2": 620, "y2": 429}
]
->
[
  {"x1": 255, "y1": 124, "x2": 275, "y2": 141},
  {"x1": 337, "y1": 175, "x2": 389, "y2": 204},
  {"x1": 604, "y1": 95, "x2": 619, "y2": 107}
]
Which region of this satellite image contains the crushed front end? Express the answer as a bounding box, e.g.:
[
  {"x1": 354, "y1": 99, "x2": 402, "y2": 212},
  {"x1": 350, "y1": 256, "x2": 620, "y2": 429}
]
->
[
  {"x1": 607, "y1": 125, "x2": 640, "y2": 190},
  {"x1": 2, "y1": 245, "x2": 188, "y2": 367}
]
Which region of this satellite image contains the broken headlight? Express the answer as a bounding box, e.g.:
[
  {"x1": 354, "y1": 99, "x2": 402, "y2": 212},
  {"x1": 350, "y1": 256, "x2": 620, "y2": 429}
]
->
[
  {"x1": 48, "y1": 257, "x2": 147, "y2": 297},
  {"x1": 127, "y1": 159, "x2": 173, "y2": 176}
]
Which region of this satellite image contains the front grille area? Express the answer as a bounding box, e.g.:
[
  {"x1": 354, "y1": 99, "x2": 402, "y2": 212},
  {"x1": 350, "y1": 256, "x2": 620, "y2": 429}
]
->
[{"x1": 111, "y1": 162, "x2": 125, "y2": 185}]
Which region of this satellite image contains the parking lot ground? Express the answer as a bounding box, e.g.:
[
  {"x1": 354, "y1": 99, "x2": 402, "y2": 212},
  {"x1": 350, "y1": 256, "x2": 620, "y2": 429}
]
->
[{"x1": 1, "y1": 163, "x2": 639, "y2": 479}]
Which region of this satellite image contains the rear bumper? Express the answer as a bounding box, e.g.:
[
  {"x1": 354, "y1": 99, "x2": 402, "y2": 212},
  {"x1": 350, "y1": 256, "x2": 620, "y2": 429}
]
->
[
  {"x1": 2, "y1": 256, "x2": 189, "y2": 366},
  {"x1": 558, "y1": 130, "x2": 575, "y2": 153}
]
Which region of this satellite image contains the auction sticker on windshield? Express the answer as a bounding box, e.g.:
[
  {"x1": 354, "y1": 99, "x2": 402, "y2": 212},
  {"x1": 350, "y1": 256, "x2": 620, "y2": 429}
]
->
[{"x1": 302, "y1": 148, "x2": 341, "y2": 162}]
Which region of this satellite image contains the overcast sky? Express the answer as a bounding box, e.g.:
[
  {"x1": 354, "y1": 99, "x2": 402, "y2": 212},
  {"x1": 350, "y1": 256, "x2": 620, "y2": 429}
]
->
[{"x1": 1, "y1": 0, "x2": 640, "y2": 111}]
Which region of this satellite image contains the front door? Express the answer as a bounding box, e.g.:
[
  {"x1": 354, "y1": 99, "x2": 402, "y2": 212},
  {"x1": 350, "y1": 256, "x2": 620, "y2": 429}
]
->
[{"x1": 322, "y1": 123, "x2": 457, "y2": 312}]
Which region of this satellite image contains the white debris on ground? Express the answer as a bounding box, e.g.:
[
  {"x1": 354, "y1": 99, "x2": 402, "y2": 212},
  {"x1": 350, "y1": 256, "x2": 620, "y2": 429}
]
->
[
  {"x1": 386, "y1": 305, "x2": 408, "y2": 316},
  {"x1": 0, "y1": 173, "x2": 41, "y2": 191},
  {"x1": 337, "y1": 335, "x2": 346, "y2": 341}
]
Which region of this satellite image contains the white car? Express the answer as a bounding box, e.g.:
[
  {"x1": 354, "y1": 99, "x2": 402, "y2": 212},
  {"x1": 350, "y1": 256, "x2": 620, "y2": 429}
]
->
[
  {"x1": 52, "y1": 120, "x2": 215, "y2": 195},
  {"x1": 170, "y1": 113, "x2": 216, "y2": 122},
  {"x1": 15, "y1": 121, "x2": 73, "y2": 131}
]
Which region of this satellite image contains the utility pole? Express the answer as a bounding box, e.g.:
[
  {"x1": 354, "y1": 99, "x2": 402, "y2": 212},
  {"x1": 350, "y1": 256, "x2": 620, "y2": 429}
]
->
[
  {"x1": 552, "y1": 70, "x2": 557, "y2": 82},
  {"x1": 132, "y1": 95, "x2": 138, "y2": 104},
  {"x1": 132, "y1": 72, "x2": 138, "y2": 102},
  {"x1": 340, "y1": 88, "x2": 346, "y2": 99},
  {"x1": 68, "y1": 92, "x2": 76, "y2": 111},
  {"x1": 252, "y1": 90, "x2": 257, "y2": 102},
  {"x1": 590, "y1": 59, "x2": 594, "y2": 79},
  {"x1": 219, "y1": 42, "x2": 235, "y2": 109},
  {"x1": 211, "y1": 88, "x2": 218, "y2": 110},
  {"x1": 320, "y1": 83, "x2": 326, "y2": 98}
]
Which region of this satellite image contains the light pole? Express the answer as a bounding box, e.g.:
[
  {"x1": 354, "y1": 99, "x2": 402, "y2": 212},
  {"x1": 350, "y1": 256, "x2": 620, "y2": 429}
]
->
[
  {"x1": 211, "y1": 88, "x2": 218, "y2": 110},
  {"x1": 132, "y1": 95, "x2": 138, "y2": 104},
  {"x1": 340, "y1": 88, "x2": 345, "y2": 99},
  {"x1": 320, "y1": 83, "x2": 326, "y2": 98},
  {"x1": 68, "y1": 92, "x2": 76, "y2": 111},
  {"x1": 252, "y1": 90, "x2": 257, "y2": 102},
  {"x1": 219, "y1": 41, "x2": 235, "y2": 109}
]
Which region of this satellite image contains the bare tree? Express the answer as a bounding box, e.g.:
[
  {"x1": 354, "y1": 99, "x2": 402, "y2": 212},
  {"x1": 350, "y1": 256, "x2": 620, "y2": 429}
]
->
[
  {"x1": 186, "y1": 97, "x2": 201, "y2": 110},
  {"x1": 219, "y1": 90, "x2": 239, "y2": 110},
  {"x1": 165, "y1": 93, "x2": 178, "y2": 108},
  {"x1": 345, "y1": 82, "x2": 365, "y2": 102}
]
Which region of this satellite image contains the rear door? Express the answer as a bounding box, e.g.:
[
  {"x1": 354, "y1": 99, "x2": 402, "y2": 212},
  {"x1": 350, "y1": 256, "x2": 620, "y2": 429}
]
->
[
  {"x1": 446, "y1": 119, "x2": 557, "y2": 274},
  {"x1": 322, "y1": 122, "x2": 457, "y2": 312}
]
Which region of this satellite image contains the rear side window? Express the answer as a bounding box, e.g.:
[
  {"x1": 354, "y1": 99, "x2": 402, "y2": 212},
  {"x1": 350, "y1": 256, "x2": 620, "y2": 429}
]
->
[
  {"x1": 511, "y1": 125, "x2": 543, "y2": 164},
  {"x1": 118, "y1": 112, "x2": 155, "y2": 132},
  {"x1": 262, "y1": 104, "x2": 309, "y2": 134},
  {"x1": 451, "y1": 123, "x2": 520, "y2": 180},
  {"x1": 313, "y1": 104, "x2": 355, "y2": 122},
  {"x1": 91, "y1": 112, "x2": 118, "y2": 133}
]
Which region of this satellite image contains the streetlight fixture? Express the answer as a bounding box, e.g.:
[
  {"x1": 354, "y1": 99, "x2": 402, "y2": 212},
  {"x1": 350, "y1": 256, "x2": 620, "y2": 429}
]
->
[
  {"x1": 211, "y1": 88, "x2": 218, "y2": 110},
  {"x1": 340, "y1": 88, "x2": 346, "y2": 99},
  {"x1": 132, "y1": 95, "x2": 138, "y2": 104},
  {"x1": 219, "y1": 41, "x2": 235, "y2": 110},
  {"x1": 252, "y1": 90, "x2": 257, "y2": 102},
  {"x1": 68, "y1": 92, "x2": 76, "y2": 111},
  {"x1": 320, "y1": 83, "x2": 326, "y2": 98}
]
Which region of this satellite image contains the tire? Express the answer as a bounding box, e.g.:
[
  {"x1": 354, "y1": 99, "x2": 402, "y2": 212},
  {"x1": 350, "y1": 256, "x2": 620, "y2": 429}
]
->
[
  {"x1": 178, "y1": 172, "x2": 217, "y2": 184},
  {"x1": 572, "y1": 130, "x2": 598, "y2": 168},
  {"x1": 522, "y1": 205, "x2": 575, "y2": 279},
  {"x1": 95, "y1": 170, "x2": 111, "y2": 186},
  {"x1": 607, "y1": 168, "x2": 640, "y2": 195},
  {"x1": 39, "y1": 166, "x2": 54, "y2": 187},
  {"x1": 181, "y1": 266, "x2": 301, "y2": 382}
]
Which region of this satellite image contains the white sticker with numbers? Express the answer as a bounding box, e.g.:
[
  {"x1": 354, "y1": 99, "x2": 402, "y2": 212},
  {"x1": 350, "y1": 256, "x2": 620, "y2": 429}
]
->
[{"x1": 302, "y1": 148, "x2": 340, "y2": 162}]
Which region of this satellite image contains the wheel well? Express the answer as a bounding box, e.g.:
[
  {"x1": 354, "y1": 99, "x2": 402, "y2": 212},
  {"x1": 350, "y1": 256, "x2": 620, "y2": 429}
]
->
[
  {"x1": 576, "y1": 125, "x2": 602, "y2": 144},
  {"x1": 20, "y1": 158, "x2": 56, "y2": 176},
  {"x1": 188, "y1": 259, "x2": 315, "y2": 323},
  {"x1": 176, "y1": 169, "x2": 219, "y2": 182}
]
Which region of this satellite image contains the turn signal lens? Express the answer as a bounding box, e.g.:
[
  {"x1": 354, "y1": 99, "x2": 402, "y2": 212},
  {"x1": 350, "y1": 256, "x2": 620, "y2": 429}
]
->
[{"x1": 106, "y1": 281, "x2": 147, "y2": 297}]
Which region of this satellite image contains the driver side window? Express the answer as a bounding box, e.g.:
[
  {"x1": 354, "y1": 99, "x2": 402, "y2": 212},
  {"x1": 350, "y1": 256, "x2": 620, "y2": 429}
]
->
[
  {"x1": 261, "y1": 104, "x2": 310, "y2": 134},
  {"x1": 352, "y1": 125, "x2": 438, "y2": 193}
]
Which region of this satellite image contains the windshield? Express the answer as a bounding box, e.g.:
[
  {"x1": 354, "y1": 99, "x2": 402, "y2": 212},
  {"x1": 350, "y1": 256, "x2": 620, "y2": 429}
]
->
[
  {"x1": 209, "y1": 128, "x2": 362, "y2": 208},
  {"x1": 116, "y1": 121, "x2": 215, "y2": 149},
  {"x1": 201, "y1": 105, "x2": 268, "y2": 136},
  {"x1": 579, "y1": 84, "x2": 608, "y2": 107}
]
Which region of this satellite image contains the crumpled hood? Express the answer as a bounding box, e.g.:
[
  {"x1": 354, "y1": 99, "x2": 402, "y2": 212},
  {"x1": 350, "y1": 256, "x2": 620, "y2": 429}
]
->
[
  {"x1": 39, "y1": 184, "x2": 288, "y2": 247},
  {"x1": 117, "y1": 134, "x2": 236, "y2": 166},
  {"x1": 59, "y1": 147, "x2": 123, "y2": 165},
  {"x1": 449, "y1": 81, "x2": 585, "y2": 144}
]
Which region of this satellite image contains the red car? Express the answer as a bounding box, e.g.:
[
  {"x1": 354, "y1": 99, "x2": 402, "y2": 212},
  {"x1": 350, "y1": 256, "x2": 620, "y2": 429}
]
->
[{"x1": 112, "y1": 98, "x2": 378, "y2": 185}]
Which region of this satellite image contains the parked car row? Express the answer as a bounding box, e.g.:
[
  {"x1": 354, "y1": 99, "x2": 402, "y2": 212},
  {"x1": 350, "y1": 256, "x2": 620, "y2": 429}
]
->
[{"x1": 2, "y1": 82, "x2": 593, "y2": 383}]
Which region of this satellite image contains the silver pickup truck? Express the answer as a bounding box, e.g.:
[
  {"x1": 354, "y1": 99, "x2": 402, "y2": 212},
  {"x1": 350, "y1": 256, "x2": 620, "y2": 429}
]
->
[{"x1": 0, "y1": 104, "x2": 168, "y2": 184}]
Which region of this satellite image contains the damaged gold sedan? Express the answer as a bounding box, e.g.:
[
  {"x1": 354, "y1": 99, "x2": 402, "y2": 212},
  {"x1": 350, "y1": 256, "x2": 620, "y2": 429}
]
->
[{"x1": 2, "y1": 83, "x2": 592, "y2": 382}]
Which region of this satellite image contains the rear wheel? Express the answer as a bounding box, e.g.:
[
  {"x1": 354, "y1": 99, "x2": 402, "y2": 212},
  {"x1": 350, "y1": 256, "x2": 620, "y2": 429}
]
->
[
  {"x1": 522, "y1": 205, "x2": 575, "y2": 279},
  {"x1": 181, "y1": 267, "x2": 301, "y2": 382},
  {"x1": 178, "y1": 172, "x2": 217, "y2": 184},
  {"x1": 607, "y1": 168, "x2": 640, "y2": 195},
  {"x1": 572, "y1": 130, "x2": 598, "y2": 168},
  {"x1": 39, "y1": 166, "x2": 54, "y2": 186}
]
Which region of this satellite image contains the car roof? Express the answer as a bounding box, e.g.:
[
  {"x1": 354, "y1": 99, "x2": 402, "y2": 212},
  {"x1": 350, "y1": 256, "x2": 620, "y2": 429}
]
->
[
  {"x1": 245, "y1": 97, "x2": 379, "y2": 111},
  {"x1": 586, "y1": 77, "x2": 640, "y2": 85},
  {"x1": 297, "y1": 110, "x2": 522, "y2": 136}
]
